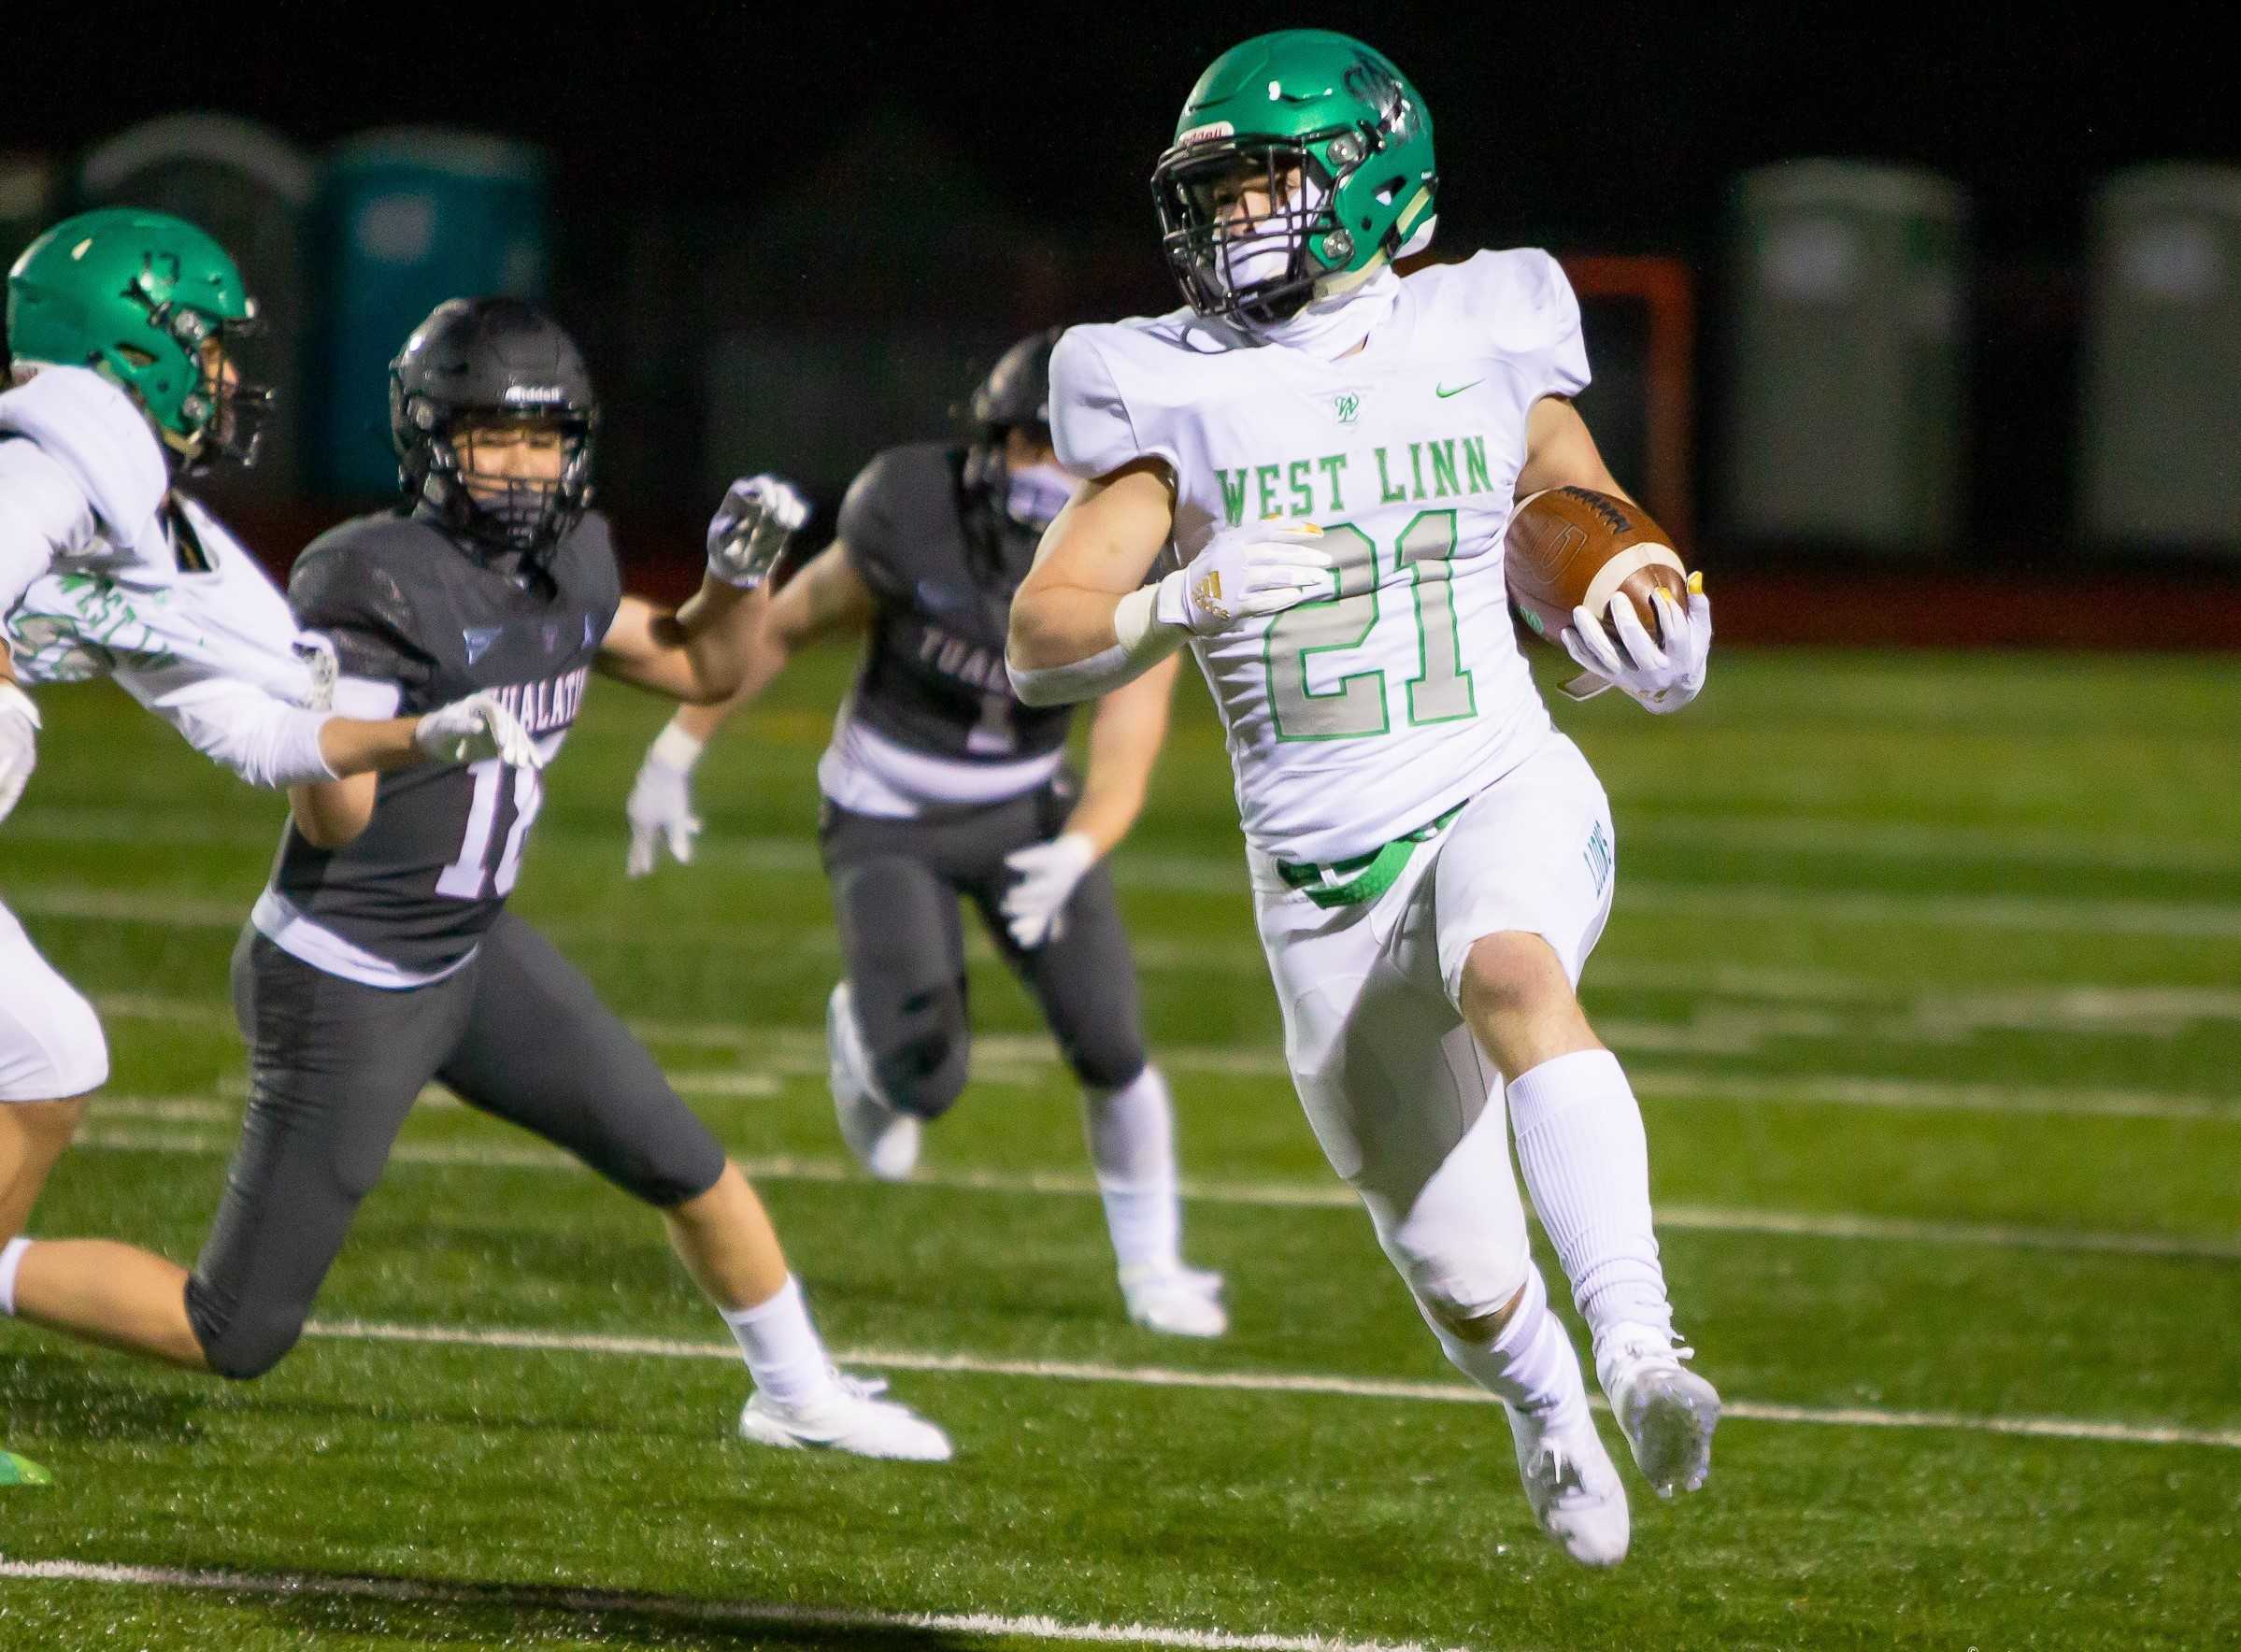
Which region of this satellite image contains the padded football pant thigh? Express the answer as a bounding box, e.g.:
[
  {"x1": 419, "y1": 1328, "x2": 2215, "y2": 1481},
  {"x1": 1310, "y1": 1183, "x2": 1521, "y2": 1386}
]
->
[
  {"x1": 828, "y1": 853, "x2": 971, "y2": 1119},
  {"x1": 188, "y1": 931, "x2": 469, "y2": 1380},
  {"x1": 435, "y1": 915, "x2": 727, "y2": 1208},
  {"x1": 973, "y1": 860, "x2": 1148, "y2": 1092}
]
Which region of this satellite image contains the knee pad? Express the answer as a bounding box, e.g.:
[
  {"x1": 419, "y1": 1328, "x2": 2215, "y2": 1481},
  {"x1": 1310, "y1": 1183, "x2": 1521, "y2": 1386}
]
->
[
  {"x1": 185, "y1": 1273, "x2": 307, "y2": 1382},
  {"x1": 873, "y1": 987, "x2": 970, "y2": 1121},
  {"x1": 1059, "y1": 1032, "x2": 1147, "y2": 1095}
]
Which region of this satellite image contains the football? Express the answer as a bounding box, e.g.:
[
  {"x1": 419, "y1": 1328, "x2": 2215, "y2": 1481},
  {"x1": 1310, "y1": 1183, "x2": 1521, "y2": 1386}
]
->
[{"x1": 1505, "y1": 486, "x2": 1691, "y2": 646}]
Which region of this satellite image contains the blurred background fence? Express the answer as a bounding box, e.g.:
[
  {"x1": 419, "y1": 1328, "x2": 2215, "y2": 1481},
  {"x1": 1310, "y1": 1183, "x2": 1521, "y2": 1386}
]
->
[{"x1": 6, "y1": 108, "x2": 2240, "y2": 646}]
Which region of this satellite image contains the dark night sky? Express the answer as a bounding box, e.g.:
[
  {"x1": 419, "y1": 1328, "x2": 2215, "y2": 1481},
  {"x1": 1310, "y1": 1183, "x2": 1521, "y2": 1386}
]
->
[{"x1": 10, "y1": 5, "x2": 2230, "y2": 267}]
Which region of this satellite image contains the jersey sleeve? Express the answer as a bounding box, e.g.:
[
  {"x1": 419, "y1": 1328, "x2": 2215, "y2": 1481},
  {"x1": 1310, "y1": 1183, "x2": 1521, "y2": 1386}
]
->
[
  {"x1": 834, "y1": 450, "x2": 913, "y2": 604},
  {"x1": 1480, "y1": 249, "x2": 1591, "y2": 403},
  {"x1": 0, "y1": 437, "x2": 94, "y2": 622},
  {"x1": 287, "y1": 533, "x2": 433, "y2": 717},
  {"x1": 1049, "y1": 327, "x2": 1178, "y2": 482}
]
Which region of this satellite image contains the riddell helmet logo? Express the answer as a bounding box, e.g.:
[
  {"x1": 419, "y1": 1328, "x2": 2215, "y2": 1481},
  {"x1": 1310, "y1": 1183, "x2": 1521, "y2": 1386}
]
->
[
  {"x1": 1177, "y1": 121, "x2": 1235, "y2": 146},
  {"x1": 503, "y1": 384, "x2": 563, "y2": 404}
]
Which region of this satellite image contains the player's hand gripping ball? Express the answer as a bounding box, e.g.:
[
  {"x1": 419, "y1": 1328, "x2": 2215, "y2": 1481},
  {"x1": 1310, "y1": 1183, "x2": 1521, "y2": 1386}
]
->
[
  {"x1": 1504, "y1": 487, "x2": 1710, "y2": 712},
  {"x1": 707, "y1": 474, "x2": 811, "y2": 590}
]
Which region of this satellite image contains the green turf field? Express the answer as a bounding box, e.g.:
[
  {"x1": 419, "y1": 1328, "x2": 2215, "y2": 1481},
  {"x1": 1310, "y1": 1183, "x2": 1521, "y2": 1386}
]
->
[{"x1": 2, "y1": 645, "x2": 2235, "y2": 1651}]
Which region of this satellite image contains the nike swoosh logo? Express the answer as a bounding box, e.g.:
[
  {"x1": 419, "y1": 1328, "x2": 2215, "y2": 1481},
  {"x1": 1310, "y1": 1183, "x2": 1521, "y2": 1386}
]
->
[{"x1": 1435, "y1": 380, "x2": 1482, "y2": 398}]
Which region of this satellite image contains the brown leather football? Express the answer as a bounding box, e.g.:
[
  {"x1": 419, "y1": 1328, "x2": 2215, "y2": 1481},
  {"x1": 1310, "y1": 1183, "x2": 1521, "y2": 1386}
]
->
[{"x1": 1505, "y1": 487, "x2": 1690, "y2": 648}]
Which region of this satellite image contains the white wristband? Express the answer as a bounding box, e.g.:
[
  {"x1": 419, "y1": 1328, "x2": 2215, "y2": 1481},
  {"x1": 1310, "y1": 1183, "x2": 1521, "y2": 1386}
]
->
[{"x1": 650, "y1": 720, "x2": 707, "y2": 772}]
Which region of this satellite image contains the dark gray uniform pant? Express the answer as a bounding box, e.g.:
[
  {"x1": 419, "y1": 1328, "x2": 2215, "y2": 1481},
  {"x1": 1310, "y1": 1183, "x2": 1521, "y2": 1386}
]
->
[
  {"x1": 821, "y1": 776, "x2": 1149, "y2": 1119},
  {"x1": 185, "y1": 914, "x2": 728, "y2": 1380}
]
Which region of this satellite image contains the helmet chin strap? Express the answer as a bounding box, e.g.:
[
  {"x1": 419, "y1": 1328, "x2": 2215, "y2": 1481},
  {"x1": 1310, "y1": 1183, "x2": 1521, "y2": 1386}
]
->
[{"x1": 1251, "y1": 264, "x2": 1402, "y2": 361}]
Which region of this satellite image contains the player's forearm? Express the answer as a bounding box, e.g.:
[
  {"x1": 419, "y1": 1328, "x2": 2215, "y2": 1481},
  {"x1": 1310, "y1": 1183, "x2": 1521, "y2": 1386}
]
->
[
  {"x1": 1006, "y1": 580, "x2": 1184, "y2": 708},
  {"x1": 317, "y1": 715, "x2": 445, "y2": 776},
  {"x1": 664, "y1": 576, "x2": 757, "y2": 704},
  {"x1": 1063, "y1": 662, "x2": 1176, "y2": 855}
]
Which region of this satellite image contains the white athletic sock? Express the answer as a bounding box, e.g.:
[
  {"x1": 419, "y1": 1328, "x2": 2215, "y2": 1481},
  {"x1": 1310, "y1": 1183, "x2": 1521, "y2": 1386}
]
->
[
  {"x1": 720, "y1": 1275, "x2": 833, "y2": 1407},
  {"x1": 1506, "y1": 1048, "x2": 1673, "y2": 1341},
  {"x1": 1420, "y1": 1264, "x2": 1587, "y2": 1419},
  {"x1": 1082, "y1": 1065, "x2": 1182, "y2": 1275},
  {"x1": 0, "y1": 1236, "x2": 31, "y2": 1317}
]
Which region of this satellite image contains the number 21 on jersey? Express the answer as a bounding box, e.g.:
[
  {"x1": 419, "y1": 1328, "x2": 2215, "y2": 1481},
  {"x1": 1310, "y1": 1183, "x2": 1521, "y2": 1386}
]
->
[{"x1": 1263, "y1": 507, "x2": 1477, "y2": 740}]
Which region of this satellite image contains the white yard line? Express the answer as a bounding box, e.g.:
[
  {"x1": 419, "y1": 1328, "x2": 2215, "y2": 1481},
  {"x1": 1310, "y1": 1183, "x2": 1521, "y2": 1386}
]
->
[
  {"x1": 14, "y1": 803, "x2": 2238, "y2": 876},
  {"x1": 295, "y1": 1317, "x2": 2241, "y2": 1453},
  {"x1": 0, "y1": 1558, "x2": 1461, "y2": 1652},
  {"x1": 85, "y1": 994, "x2": 2241, "y2": 1121},
  {"x1": 15, "y1": 867, "x2": 2241, "y2": 943},
  {"x1": 69, "y1": 1123, "x2": 2241, "y2": 1262}
]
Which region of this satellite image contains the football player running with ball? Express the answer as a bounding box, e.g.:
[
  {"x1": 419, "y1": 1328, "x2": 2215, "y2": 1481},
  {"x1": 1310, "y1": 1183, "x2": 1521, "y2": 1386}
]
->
[
  {"x1": 624, "y1": 334, "x2": 1225, "y2": 1338},
  {"x1": 1007, "y1": 31, "x2": 1717, "y2": 1565},
  {"x1": 0, "y1": 212, "x2": 542, "y2": 1478},
  {"x1": 2, "y1": 295, "x2": 949, "y2": 1463}
]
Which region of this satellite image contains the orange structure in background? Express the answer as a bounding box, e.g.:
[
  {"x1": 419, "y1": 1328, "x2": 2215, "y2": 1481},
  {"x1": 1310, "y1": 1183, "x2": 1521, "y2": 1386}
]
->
[{"x1": 1562, "y1": 254, "x2": 1696, "y2": 551}]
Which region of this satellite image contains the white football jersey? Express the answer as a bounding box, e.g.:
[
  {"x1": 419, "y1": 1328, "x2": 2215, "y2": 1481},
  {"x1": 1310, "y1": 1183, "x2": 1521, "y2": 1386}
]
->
[
  {"x1": 1, "y1": 432, "x2": 321, "y2": 733},
  {"x1": 1051, "y1": 249, "x2": 1590, "y2": 864}
]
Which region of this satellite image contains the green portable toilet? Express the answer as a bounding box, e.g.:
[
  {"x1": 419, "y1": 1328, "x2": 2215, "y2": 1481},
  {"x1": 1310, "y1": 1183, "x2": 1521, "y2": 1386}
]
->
[
  {"x1": 2080, "y1": 164, "x2": 2241, "y2": 550},
  {"x1": 307, "y1": 129, "x2": 547, "y2": 497},
  {"x1": 1724, "y1": 161, "x2": 1968, "y2": 553}
]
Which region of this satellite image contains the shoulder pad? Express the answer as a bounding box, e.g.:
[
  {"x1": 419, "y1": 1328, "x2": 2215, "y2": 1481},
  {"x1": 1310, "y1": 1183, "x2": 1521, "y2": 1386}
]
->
[{"x1": 0, "y1": 366, "x2": 166, "y2": 548}]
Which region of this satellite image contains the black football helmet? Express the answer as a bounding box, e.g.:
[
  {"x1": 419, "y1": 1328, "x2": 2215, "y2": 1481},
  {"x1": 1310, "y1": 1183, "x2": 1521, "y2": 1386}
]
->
[
  {"x1": 961, "y1": 326, "x2": 1059, "y2": 500},
  {"x1": 389, "y1": 297, "x2": 597, "y2": 566}
]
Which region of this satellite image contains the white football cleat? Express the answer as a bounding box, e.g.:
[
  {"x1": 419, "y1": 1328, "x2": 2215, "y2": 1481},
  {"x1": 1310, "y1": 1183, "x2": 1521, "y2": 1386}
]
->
[
  {"x1": 1595, "y1": 1323, "x2": 1720, "y2": 1498},
  {"x1": 1120, "y1": 1263, "x2": 1229, "y2": 1338},
  {"x1": 827, "y1": 982, "x2": 920, "y2": 1181},
  {"x1": 1505, "y1": 1400, "x2": 1630, "y2": 1568},
  {"x1": 739, "y1": 1372, "x2": 953, "y2": 1462}
]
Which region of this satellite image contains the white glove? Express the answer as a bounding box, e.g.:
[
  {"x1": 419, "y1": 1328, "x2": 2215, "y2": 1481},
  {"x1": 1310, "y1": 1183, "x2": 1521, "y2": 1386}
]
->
[
  {"x1": 625, "y1": 725, "x2": 704, "y2": 878},
  {"x1": 0, "y1": 680, "x2": 39, "y2": 825},
  {"x1": 1562, "y1": 579, "x2": 1712, "y2": 714},
  {"x1": 706, "y1": 473, "x2": 811, "y2": 589},
  {"x1": 413, "y1": 692, "x2": 544, "y2": 767},
  {"x1": 1000, "y1": 831, "x2": 1097, "y2": 949},
  {"x1": 1154, "y1": 520, "x2": 1334, "y2": 636}
]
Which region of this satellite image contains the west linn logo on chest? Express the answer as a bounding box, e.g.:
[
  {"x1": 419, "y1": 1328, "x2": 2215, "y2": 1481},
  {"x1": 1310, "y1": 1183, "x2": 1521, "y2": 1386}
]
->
[{"x1": 1213, "y1": 434, "x2": 1498, "y2": 526}]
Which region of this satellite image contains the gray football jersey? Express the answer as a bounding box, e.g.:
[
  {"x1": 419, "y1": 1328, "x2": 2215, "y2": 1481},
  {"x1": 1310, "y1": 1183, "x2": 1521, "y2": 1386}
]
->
[
  {"x1": 837, "y1": 443, "x2": 1075, "y2": 765},
  {"x1": 267, "y1": 506, "x2": 621, "y2": 973}
]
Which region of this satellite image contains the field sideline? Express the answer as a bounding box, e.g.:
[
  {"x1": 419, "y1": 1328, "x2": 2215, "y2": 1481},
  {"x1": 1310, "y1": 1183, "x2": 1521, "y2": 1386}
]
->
[{"x1": 1, "y1": 645, "x2": 2235, "y2": 1650}]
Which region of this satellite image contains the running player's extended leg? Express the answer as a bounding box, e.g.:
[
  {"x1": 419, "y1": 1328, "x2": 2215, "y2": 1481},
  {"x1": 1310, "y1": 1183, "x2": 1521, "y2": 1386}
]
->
[
  {"x1": 0, "y1": 904, "x2": 202, "y2": 1375},
  {"x1": 0, "y1": 904, "x2": 107, "y2": 1239},
  {"x1": 185, "y1": 931, "x2": 466, "y2": 1378},
  {"x1": 822, "y1": 807, "x2": 977, "y2": 1179},
  {"x1": 1435, "y1": 734, "x2": 1719, "y2": 1499},
  {"x1": 435, "y1": 914, "x2": 949, "y2": 1461},
  {"x1": 1258, "y1": 883, "x2": 1628, "y2": 1568},
  {"x1": 975, "y1": 812, "x2": 1223, "y2": 1337}
]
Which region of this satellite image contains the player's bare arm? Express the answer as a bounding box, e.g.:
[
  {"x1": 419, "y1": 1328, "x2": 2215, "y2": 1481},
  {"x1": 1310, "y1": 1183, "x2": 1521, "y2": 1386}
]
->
[
  {"x1": 1010, "y1": 453, "x2": 1335, "y2": 706},
  {"x1": 594, "y1": 587, "x2": 757, "y2": 705},
  {"x1": 673, "y1": 538, "x2": 878, "y2": 744},
  {"x1": 1516, "y1": 396, "x2": 1634, "y2": 503},
  {"x1": 598, "y1": 474, "x2": 810, "y2": 705},
  {"x1": 1059, "y1": 653, "x2": 1180, "y2": 859}
]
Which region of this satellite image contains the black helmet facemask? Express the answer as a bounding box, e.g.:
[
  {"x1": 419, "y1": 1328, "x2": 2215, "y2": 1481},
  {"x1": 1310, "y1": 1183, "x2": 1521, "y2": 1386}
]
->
[{"x1": 389, "y1": 297, "x2": 599, "y2": 571}]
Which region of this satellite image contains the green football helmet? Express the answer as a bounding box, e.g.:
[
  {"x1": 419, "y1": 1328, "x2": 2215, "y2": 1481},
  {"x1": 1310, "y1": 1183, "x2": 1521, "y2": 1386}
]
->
[
  {"x1": 1151, "y1": 29, "x2": 1437, "y2": 329},
  {"x1": 6, "y1": 206, "x2": 270, "y2": 467}
]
